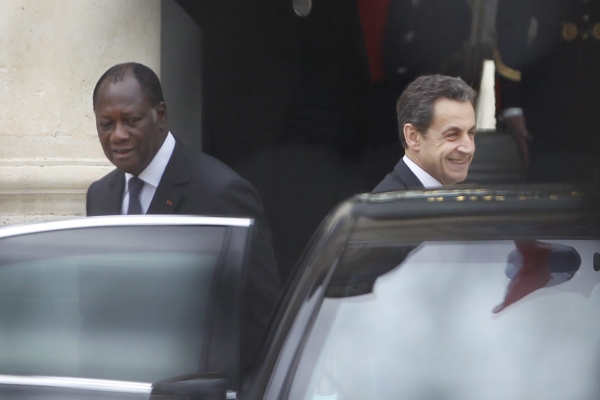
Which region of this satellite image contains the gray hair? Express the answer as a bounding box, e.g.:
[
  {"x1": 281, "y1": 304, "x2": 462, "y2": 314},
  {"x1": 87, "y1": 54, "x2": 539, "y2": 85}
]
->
[{"x1": 397, "y1": 75, "x2": 476, "y2": 148}]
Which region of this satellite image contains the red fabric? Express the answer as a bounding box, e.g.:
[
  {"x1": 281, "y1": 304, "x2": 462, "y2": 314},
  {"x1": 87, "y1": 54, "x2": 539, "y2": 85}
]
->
[
  {"x1": 493, "y1": 241, "x2": 553, "y2": 313},
  {"x1": 357, "y1": 0, "x2": 392, "y2": 82}
]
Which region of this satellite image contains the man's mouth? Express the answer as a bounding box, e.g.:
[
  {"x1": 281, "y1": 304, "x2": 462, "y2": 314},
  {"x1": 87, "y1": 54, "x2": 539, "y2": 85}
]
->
[
  {"x1": 448, "y1": 158, "x2": 469, "y2": 165},
  {"x1": 113, "y1": 148, "x2": 134, "y2": 156}
]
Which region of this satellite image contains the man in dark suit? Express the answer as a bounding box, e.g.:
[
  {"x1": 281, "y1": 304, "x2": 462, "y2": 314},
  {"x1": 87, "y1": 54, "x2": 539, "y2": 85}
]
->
[
  {"x1": 86, "y1": 62, "x2": 281, "y2": 376},
  {"x1": 495, "y1": 0, "x2": 600, "y2": 183},
  {"x1": 373, "y1": 75, "x2": 477, "y2": 193}
]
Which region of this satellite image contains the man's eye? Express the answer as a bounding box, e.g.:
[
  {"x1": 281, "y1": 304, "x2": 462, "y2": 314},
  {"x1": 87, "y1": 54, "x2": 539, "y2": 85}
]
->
[
  {"x1": 100, "y1": 122, "x2": 113, "y2": 128},
  {"x1": 126, "y1": 117, "x2": 140, "y2": 123}
]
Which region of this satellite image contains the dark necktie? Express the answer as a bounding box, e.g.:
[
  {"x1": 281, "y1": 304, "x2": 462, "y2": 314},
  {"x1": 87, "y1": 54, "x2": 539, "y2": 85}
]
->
[{"x1": 127, "y1": 176, "x2": 144, "y2": 215}]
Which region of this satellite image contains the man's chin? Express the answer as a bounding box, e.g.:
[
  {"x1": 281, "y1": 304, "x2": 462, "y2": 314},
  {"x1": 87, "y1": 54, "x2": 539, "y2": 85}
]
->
[
  {"x1": 443, "y1": 164, "x2": 470, "y2": 184},
  {"x1": 111, "y1": 160, "x2": 140, "y2": 175},
  {"x1": 442, "y1": 173, "x2": 468, "y2": 186}
]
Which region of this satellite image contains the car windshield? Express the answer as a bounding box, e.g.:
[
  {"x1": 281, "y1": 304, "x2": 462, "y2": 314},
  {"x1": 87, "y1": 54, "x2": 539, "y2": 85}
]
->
[
  {"x1": 290, "y1": 239, "x2": 600, "y2": 400},
  {"x1": 0, "y1": 225, "x2": 225, "y2": 384}
]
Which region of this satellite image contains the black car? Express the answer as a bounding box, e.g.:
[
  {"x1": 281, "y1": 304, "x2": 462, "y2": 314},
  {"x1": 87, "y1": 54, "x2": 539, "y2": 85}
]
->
[
  {"x1": 0, "y1": 185, "x2": 599, "y2": 400},
  {"x1": 0, "y1": 215, "x2": 249, "y2": 400},
  {"x1": 244, "y1": 185, "x2": 600, "y2": 400}
]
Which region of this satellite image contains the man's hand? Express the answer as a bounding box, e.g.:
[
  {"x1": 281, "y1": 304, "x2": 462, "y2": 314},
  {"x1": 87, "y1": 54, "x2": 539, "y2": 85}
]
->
[{"x1": 504, "y1": 114, "x2": 533, "y2": 169}]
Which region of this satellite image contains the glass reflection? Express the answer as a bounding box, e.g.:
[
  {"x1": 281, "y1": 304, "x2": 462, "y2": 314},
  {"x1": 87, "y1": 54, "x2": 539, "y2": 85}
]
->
[
  {"x1": 494, "y1": 240, "x2": 581, "y2": 313},
  {"x1": 291, "y1": 240, "x2": 600, "y2": 400}
]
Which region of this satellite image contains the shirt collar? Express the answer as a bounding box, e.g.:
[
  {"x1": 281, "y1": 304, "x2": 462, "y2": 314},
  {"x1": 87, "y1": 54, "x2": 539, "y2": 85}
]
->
[
  {"x1": 403, "y1": 155, "x2": 442, "y2": 188},
  {"x1": 125, "y1": 131, "x2": 176, "y2": 190}
]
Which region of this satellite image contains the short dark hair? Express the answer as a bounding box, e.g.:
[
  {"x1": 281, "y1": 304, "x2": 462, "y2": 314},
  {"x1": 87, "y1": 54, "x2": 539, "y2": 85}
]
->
[
  {"x1": 397, "y1": 75, "x2": 476, "y2": 148},
  {"x1": 92, "y1": 62, "x2": 164, "y2": 109}
]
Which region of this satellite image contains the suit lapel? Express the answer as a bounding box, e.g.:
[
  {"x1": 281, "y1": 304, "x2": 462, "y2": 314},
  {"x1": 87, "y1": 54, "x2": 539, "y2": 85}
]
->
[
  {"x1": 148, "y1": 141, "x2": 192, "y2": 214},
  {"x1": 103, "y1": 171, "x2": 126, "y2": 215},
  {"x1": 395, "y1": 159, "x2": 424, "y2": 189}
]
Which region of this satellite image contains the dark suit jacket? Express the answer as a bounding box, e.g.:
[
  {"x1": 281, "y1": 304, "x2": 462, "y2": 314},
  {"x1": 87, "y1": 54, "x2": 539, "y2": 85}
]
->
[
  {"x1": 86, "y1": 140, "x2": 281, "y2": 376},
  {"x1": 372, "y1": 159, "x2": 424, "y2": 193},
  {"x1": 495, "y1": 0, "x2": 600, "y2": 151}
]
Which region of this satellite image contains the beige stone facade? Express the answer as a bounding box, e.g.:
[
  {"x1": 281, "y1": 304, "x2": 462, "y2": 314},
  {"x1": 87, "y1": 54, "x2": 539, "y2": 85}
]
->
[{"x1": 0, "y1": 0, "x2": 161, "y2": 225}]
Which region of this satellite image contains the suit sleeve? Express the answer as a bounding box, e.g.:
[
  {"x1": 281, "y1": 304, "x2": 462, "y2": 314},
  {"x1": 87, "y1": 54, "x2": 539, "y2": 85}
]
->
[
  {"x1": 86, "y1": 182, "x2": 97, "y2": 216},
  {"x1": 212, "y1": 177, "x2": 282, "y2": 376},
  {"x1": 86, "y1": 188, "x2": 90, "y2": 216}
]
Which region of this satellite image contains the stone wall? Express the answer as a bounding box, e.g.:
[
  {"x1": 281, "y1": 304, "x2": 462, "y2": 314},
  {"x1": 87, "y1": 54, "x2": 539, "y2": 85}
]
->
[{"x1": 0, "y1": 0, "x2": 161, "y2": 225}]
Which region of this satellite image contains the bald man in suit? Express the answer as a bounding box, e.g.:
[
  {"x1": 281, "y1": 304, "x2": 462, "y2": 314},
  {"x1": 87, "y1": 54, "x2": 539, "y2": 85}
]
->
[{"x1": 86, "y1": 62, "x2": 281, "y2": 377}]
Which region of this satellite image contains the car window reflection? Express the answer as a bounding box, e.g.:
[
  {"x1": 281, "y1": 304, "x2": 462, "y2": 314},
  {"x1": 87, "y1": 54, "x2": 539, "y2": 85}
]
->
[
  {"x1": 494, "y1": 240, "x2": 581, "y2": 313},
  {"x1": 291, "y1": 240, "x2": 600, "y2": 400},
  {"x1": 0, "y1": 226, "x2": 226, "y2": 383},
  {"x1": 325, "y1": 244, "x2": 416, "y2": 298}
]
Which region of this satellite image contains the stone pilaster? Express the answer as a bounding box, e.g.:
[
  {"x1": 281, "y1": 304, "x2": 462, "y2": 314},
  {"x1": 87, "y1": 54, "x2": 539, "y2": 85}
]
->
[{"x1": 0, "y1": 0, "x2": 161, "y2": 225}]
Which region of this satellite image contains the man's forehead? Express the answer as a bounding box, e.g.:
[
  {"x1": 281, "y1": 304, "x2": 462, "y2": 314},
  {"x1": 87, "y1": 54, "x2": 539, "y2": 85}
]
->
[
  {"x1": 431, "y1": 98, "x2": 475, "y2": 125},
  {"x1": 96, "y1": 74, "x2": 149, "y2": 106},
  {"x1": 432, "y1": 97, "x2": 474, "y2": 111},
  {"x1": 99, "y1": 73, "x2": 139, "y2": 92}
]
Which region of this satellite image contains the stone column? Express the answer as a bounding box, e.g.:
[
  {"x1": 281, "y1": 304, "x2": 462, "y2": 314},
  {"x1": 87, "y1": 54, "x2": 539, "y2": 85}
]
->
[{"x1": 0, "y1": 0, "x2": 161, "y2": 225}]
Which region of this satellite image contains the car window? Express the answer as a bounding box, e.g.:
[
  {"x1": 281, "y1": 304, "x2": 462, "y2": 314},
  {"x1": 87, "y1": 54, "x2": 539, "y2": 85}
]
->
[
  {"x1": 0, "y1": 225, "x2": 228, "y2": 384},
  {"x1": 290, "y1": 240, "x2": 600, "y2": 400}
]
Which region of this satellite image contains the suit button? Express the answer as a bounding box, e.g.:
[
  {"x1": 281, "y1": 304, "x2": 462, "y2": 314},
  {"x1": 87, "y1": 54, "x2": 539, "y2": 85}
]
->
[
  {"x1": 562, "y1": 22, "x2": 578, "y2": 41},
  {"x1": 593, "y1": 23, "x2": 600, "y2": 40}
]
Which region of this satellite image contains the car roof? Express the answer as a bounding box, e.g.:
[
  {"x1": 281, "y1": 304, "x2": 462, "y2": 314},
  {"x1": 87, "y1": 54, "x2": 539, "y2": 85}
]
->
[
  {"x1": 353, "y1": 184, "x2": 599, "y2": 220},
  {"x1": 0, "y1": 215, "x2": 253, "y2": 239}
]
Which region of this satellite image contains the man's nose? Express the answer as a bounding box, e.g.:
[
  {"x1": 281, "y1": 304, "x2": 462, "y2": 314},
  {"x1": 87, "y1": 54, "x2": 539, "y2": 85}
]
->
[
  {"x1": 457, "y1": 133, "x2": 475, "y2": 154},
  {"x1": 111, "y1": 122, "x2": 129, "y2": 142}
]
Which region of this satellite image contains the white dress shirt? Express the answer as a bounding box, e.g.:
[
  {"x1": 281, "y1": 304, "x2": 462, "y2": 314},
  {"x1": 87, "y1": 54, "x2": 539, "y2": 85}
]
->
[
  {"x1": 122, "y1": 132, "x2": 176, "y2": 214},
  {"x1": 403, "y1": 155, "x2": 442, "y2": 188}
]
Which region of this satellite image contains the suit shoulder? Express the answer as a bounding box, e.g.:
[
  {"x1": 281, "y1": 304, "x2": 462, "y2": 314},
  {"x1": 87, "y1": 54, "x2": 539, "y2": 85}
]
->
[
  {"x1": 88, "y1": 168, "x2": 121, "y2": 194},
  {"x1": 189, "y1": 150, "x2": 250, "y2": 189},
  {"x1": 372, "y1": 173, "x2": 408, "y2": 193},
  {"x1": 194, "y1": 151, "x2": 241, "y2": 177}
]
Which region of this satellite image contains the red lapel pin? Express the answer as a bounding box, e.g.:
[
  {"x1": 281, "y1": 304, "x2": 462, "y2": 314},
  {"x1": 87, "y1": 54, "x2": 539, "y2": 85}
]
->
[{"x1": 166, "y1": 200, "x2": 173, "y2": 206}]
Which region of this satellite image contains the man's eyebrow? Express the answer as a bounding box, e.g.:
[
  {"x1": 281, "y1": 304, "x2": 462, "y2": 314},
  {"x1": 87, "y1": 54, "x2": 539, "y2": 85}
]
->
[
  {"x1": 121, "y1": 110, "x2": 141, "y2": 116},
  {"x1": 441, "y1": 125, "x2": 461, "y2": 133},
  {"x1": 441, "y1": 124, "x2": 477, "y2": 133}
]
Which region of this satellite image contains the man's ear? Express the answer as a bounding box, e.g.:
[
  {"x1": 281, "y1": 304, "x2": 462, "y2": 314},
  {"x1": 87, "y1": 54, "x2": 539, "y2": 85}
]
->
[
  {"x1": 403, "y1": 123, "x2": 420, "y2": 151},
  {"x1": 155, "y1": 102, "x2": 168, "y2": 127}
]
